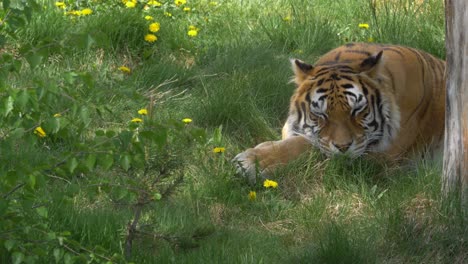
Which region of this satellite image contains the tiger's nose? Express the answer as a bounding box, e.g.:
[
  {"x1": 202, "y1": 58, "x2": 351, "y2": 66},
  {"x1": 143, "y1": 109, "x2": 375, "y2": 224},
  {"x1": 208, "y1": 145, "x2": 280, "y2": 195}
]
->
[{"x1": 332, "y1": 142, "x2": 352, "y2": 152}]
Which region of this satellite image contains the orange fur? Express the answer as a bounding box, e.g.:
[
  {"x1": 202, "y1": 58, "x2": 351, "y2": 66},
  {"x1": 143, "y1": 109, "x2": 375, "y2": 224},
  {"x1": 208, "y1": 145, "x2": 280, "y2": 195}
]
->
[{"x1": 234, "y1": 43, "x2": 445, "y2": 182}]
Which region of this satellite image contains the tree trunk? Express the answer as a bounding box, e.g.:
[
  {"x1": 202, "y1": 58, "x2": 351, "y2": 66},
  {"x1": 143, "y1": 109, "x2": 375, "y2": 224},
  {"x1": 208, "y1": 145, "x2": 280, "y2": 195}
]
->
[{"x1": 443, "y1": 0, "x2": 468, "y2": 208}]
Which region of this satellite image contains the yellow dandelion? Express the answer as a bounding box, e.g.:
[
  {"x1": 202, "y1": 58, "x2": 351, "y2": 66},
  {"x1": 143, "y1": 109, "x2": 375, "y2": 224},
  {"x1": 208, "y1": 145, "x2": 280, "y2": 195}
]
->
[
  {"x1": 149, "y1": 22, "x2": 160, "y2": 32},
  {"x1": 144, "y1": 34, "x2": 158, "y2": 43},
  {"x1": 188, "y1": 30, "x2": 197, "y2": 37},
  {"x1": 131, "y1": 118, "x2": 143, "y2": 123},
  {"x1": 148, "y1": 0, "x2": 162, "y2": 6},
  {"x1": 67, "y1": 10, "x2": 82, "y2": 16},
  {"x1": 213, "y1": 147, "x2": 225, "y2": 153},
  {"x1": 359, "y1": 23, "x2": 370, "y2": 29},
  {"x1": 188, "y1": 25, "x2": 198, "y2": 31},
  {"x1": 263, "y1": 179, "x2": 278, "y2": 188},
  {"x1": 138, "y1": 109, "x2": 148, "y2": 115},
  {"x1": 183, "y1": 7, "x2": 191, "y2": 12},
  {"x1": 81, "y1": 8, "x2": 93, "y2": 15},
  {"x1": 34, "y1": 127, "x2": 46, "y2": 138},
  {"x1": 53, "y1": 113, "x2": 62, "y2": 118},
  {"x1": 145, "y1": 15, "x2": 154, "y2": 20},
  {"x1": 174, "y1": 0, "x2": 186, "y2": 6},
  {"x1": 182, "y1": 118, "x2": 192, "y2": 124},
  {"x1": 118, "y1": 66, "x2": 131, "y2": 74},
  {"x1": 283, "y1": 16, "x2": 291, "y2": 22},
  {"x1": 209, "y1": 1, "x2": 218, "y2": 6},
  {"x1": 55, "y1": 2, "x2": 66, "y2": 9},
  {"x1": 248, "y1": 191, "x2": 257, "y2": 201},
  {"x1": 126, "y1": 2, "x2": 136, "y2": 8},
  {"x1": 164, "y1": 11, "x2": 172, "y2": 17}
]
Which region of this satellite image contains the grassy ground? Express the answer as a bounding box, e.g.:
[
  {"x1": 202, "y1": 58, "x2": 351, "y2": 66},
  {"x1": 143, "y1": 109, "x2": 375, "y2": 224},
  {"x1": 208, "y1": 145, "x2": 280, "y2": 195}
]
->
[{"x1": 2, "y1": 0, "x2": 466, "y2": 263}]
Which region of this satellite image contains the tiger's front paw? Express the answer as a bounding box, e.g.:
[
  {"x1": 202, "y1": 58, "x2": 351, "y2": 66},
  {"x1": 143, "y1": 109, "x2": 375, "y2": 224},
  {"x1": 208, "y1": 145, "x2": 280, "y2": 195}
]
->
[{"x1": 232, "y1": 148, "x2": 269, "y2": 184}]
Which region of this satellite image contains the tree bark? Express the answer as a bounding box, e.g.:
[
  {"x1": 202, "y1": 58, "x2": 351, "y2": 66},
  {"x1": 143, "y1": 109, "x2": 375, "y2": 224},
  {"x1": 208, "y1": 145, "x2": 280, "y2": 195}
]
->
[{"x1": 443, "y1": 0, "x2": 468, "y2": 208}]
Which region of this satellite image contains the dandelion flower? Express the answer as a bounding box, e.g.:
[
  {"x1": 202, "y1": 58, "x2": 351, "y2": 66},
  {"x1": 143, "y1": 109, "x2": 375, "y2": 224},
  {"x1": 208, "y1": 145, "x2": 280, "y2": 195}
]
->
[
  {"x1": 81, "y1": 8, "x2": 93, "y2": 15},
  {"x1": 188, "y1": 25, "x2": 198, "y2": 31},
  {"x1": 126, "y1": 1, "x2": 136, "y2": 8},
  {"x1": 138, "y1": 109, "x2": 148, "y2": 115},
  {"x1": 164, "y1": 11, "x2": 172, "y2": 17},
  {"x1": 359, "y1": 23, "x2": 369, "y2": 29},
  {"x1": 34, "y1": 127, "x2": 46, "y2": 138},
  {"x1": 213, "y1": 147, "x2": 225, "y2": 153},
  {"x1": 174, "y1": 0, "x2": 186, "y2": 6},
  {"x1": 53, "y1": 113, "x2": 62, "y2": 118},
  {"x1": 144, "y1": 34, "x2": 158, "y2": 43},
  {"x1": 145, "y1": 15, "x2": 154, "y2": 20},
  {"x1": 149, "y1": 22, "x2": 160, "y2": 32},
  {"x1": 248, "y1": 191, "x2": 256, "y2": 201},
  {"x1": 263, "y1": 179, "x2": 278, "y2": 188},
  {"x1": 118, "y1": 66, "x2": 131, "y2": 74},
  {"x1": 188, "y1": 30, "x2": 198, "y2": 37},
  {"x1": 283, "y1": 16, "x2": 291, "y2": 22},
  {"x1": 148, "y1": 0, "x2": 162, "y2": 6},
  {"x1": 209, "y1": 1, "x2": 218, "y2": 6},
  {"x1": 55, "y1": 2, "x2": 66, "y2": 9},
  {"x1": 131, "y1": 118, "x2": 143, "y2": 123},
  {"x1": 183, "y1": 7, "x2": 191, "y2": 12},
  {"x1": 182, "y1": 118, "x2": 192, "y2": 124},
  {"x1": 67, "y1": 10, "x2": 82, "y2": 16}
]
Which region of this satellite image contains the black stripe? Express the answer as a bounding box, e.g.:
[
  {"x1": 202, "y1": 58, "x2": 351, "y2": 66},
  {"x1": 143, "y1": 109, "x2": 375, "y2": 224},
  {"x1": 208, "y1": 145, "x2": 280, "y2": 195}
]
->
[
  {"x1": 341, "y1": 83, "x2": 354, "y2": 89},
  {"x1": 334, "y1": 52, "x2": 342, "y2": 61},
  {"x1": 382, "y1": 47, "x2": 405, "y2": 58},
  {"x1": 295, "y1": 102, "x2": 302, "y2": 124},
  {"x1": 315, "y1": 88, "x2": 327, "y2": 93},
  {"x1": 340, "y1": 75, "x2": 354, "y2": 81},
  {"x1": 344, "y1": 50, "x2": 372, "y2": 56}
]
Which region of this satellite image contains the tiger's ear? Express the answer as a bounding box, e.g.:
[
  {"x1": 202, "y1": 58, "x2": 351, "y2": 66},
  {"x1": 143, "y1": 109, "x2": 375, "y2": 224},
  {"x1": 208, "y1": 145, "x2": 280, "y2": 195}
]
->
[
  {"x1": 359, "y1": 51, "x2": 383, "y2": 76},
  {"x1": 291, "y1": 59, "x2": 314, "y2": 85}
]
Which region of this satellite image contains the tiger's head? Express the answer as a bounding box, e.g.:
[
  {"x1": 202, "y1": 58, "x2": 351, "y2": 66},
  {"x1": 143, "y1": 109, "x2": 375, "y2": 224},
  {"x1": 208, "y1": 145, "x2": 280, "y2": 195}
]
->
[{"x1": 285, "y1": 51, "x2": 400, "y2": 157}]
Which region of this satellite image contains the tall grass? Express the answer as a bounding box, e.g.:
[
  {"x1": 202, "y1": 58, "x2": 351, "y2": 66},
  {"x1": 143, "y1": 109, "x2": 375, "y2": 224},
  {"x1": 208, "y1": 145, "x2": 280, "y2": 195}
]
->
[{"x1": 4, "y1": 0, "x2": 464, "y2": 263}]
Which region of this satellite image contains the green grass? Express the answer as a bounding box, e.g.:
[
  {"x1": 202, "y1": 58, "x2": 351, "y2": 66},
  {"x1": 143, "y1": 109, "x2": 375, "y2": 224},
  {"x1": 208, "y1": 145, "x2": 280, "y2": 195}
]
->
[{"x1": 2, "y1": 0, "x2": 466, "y2": 263}]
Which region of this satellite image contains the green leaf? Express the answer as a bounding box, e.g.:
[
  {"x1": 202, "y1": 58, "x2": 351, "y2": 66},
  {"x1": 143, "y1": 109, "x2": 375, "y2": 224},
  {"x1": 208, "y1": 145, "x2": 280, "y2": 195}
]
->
[
  {"x1": 53, "y1": 248, "x2": 63, "y2": 263},
  {"x1": 85, "y1": 154, "x2": 97, "y2": 171},
  {"x1": 120, "y1": 154, "x2": 131, "y2": 171},
  {"x1": 15, "y1": 90, "x2": 29, "y2": 111},
  {"x1": 28, "y1": 174, "x2": 36, "y2": 189},
  {"x1": 36, "y1": 207, "x2": 48, "y2": 218},
  {"x1": 79, "y1": 107, "x2": 91, "y2": 128},
  {"x1": 71, "y1": 34, "x2": 95, "y2": 51},
  {"x1": 25, "y1": 52, "x2": 43, "y2": 69},
  {"x1": 12, "y1": 252, "x2": 24, "y2": 264},
  {"x1": 63, "y1": 253, "x2": 74, "y2": 264},
  {"x1": 44, "y1": 117, "x2": 60, "y2": 134},
  {"x1": 9, "y1": 128, "x2": 25, "y2": 140},
  {"x1": 3, "y1": 96, "x2": 14, "y2": 117},
  {"x1": 4, "y1": 240, "x2": 15, "y2": 251},
  {"x1": 67, "y1": 158, "x2": 78, "y2": 174},
  {"x1": 153, "y1": 193, "x2": 162, "y2": 200},
  {"x1": 99, "y1": 154, "x2": 114, "y2": 170}
]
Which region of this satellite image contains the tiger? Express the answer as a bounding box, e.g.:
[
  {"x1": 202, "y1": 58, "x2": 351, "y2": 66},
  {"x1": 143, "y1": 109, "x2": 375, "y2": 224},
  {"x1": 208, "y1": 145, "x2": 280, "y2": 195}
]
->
[{"x1": 234, "y1": 43, "x2": 446, "y2": 183}]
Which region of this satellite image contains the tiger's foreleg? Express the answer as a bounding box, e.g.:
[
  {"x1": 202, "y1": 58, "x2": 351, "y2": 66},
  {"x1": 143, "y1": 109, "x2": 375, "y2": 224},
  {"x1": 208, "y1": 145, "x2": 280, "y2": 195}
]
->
[{"x1": 233, "y1": 136, "x2": 313, "y2": 184}]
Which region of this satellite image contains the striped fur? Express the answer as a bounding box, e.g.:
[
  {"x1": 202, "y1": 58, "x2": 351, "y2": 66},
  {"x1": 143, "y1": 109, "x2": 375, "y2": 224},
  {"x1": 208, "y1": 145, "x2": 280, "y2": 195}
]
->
[{"x1": 234, "y1": 43, "x2": 445, "y2": 182}]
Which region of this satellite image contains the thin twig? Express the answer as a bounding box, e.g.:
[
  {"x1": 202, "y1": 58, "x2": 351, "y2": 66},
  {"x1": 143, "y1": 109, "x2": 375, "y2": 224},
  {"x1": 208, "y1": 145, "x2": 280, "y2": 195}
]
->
[{"x1": 2, "y1": 183, "x2": 26, "y2": 199}]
